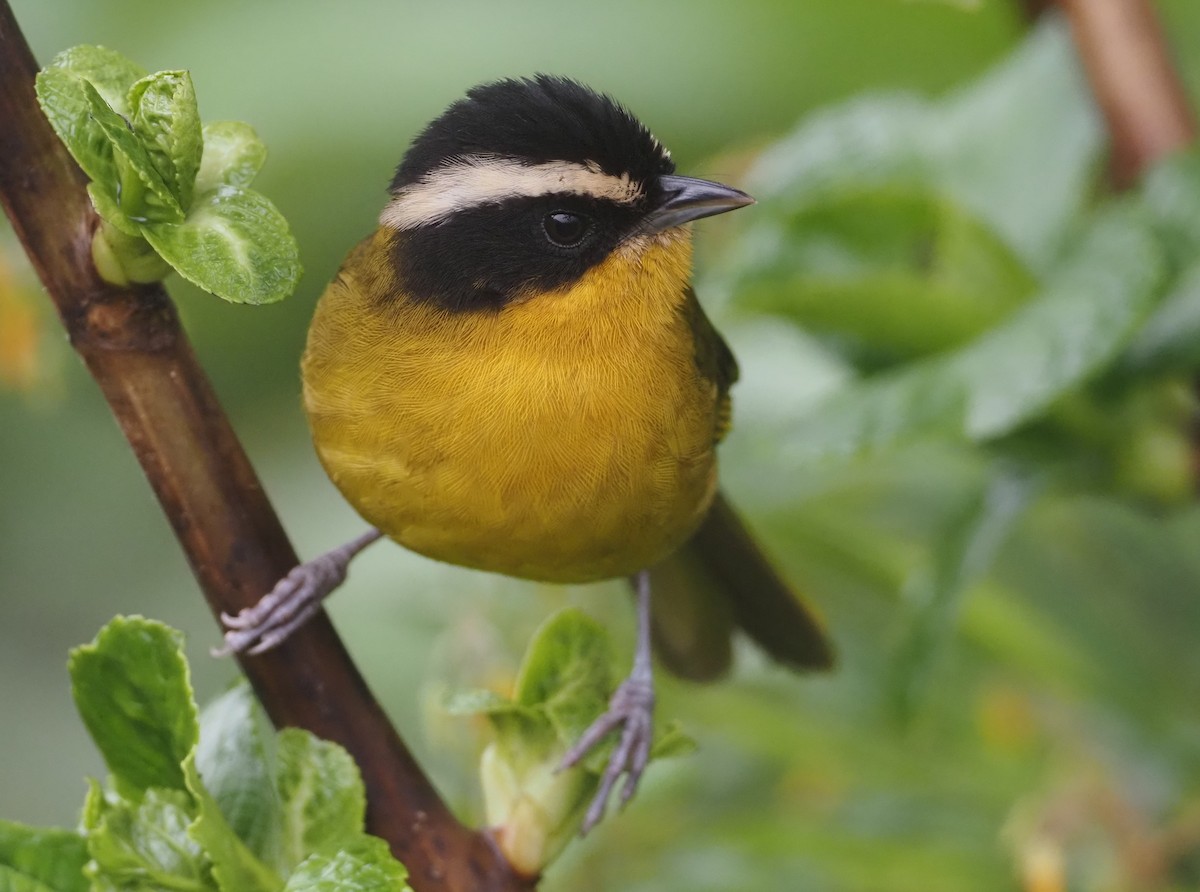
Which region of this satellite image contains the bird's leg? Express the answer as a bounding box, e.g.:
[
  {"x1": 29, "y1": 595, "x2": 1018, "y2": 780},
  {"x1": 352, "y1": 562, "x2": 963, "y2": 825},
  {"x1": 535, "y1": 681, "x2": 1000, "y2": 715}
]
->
[
  {"x1": 216, "y1": 528, "x2": 384, "y2": 656},
  {"x1": 560, "y1": 568, "x2": 656, "y2": 835}
]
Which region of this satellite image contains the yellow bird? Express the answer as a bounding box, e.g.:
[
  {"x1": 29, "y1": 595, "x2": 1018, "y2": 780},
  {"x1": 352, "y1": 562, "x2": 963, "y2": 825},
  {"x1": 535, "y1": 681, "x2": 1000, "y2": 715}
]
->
[{"x1": 222, "y1": 75, "x2": 832, "y2": 831}]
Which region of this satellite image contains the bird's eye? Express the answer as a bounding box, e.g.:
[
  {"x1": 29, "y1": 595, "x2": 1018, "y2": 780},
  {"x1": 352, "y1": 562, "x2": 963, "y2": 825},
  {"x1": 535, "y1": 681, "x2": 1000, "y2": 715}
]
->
[{"x1": 543, "y1": 211, "x2": 590, "y2": 248}]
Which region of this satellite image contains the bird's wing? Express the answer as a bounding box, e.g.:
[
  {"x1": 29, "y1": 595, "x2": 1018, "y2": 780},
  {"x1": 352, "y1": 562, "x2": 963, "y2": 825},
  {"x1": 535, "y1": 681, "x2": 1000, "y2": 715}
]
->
[{"x1": 682, "y1": 285, "x2": 738, "y2": 444}]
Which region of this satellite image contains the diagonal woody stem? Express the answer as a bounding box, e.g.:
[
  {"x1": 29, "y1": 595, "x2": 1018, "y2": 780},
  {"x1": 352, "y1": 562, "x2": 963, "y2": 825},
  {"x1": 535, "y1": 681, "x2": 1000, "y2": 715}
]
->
[{"x1": 0, "y1": 4, "x2": 534, "y2": 890}]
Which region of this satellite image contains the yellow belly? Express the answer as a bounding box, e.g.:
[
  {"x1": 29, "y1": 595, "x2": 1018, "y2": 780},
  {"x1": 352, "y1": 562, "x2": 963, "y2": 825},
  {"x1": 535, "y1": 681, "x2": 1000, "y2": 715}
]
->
[{"x1": 301, "y1": 229, "x2": 720, "y2": 582}]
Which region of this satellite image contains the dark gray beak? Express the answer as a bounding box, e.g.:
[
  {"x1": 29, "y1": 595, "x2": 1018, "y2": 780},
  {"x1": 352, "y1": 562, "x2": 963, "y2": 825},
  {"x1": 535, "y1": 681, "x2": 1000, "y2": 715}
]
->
[{"x1": 640, "y1": 174, "x2": 755, "y2": 235}]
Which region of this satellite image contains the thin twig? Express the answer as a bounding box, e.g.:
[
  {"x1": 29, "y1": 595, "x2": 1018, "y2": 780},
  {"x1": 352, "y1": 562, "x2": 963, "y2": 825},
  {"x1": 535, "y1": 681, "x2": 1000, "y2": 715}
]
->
[
  {"x1": 1057, "y1": 0, "x2": 1197, "y2": 187},
  {"x1": 0, "y1": 4, "x2": 533, "y2": 889}
]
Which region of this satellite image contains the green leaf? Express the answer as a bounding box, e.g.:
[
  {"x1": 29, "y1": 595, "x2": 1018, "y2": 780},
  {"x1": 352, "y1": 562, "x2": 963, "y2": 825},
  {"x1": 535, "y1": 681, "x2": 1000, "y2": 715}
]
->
[
  {"x1": 69, "y1": 616, "x2": 199, "y2": 796},
  {"x1": 1139, "y1": 148, "x2": 1200, "y2": 269},
  {"x1": 33, "y1": 46, "x2": 147, "y2": 192},
  {"x1": 0, "y1": 865, "x2": 55, "y2": 892},
  {"x1": 281, "y1": 838, "x2": 409, "y2": 892},
  {"x1": 128, "y1": 71, "x2": 203, "y2": 211},
  {"x1": 34, "y1": 48, "x2": 176, "y2": 226},
  {"x1": 746, "y1": 19, "x2": 1099, "y2": 273},
  {"x1": 35, "y1": 67, "x2": 118, "y2": 189},
  {"x1": 81, "y1": 81, "x2": 185, "y2": 225},
  {"x1": 42, "y1": 45, "x2": 146, "y2": 115},
  {"x1": 196, "y1": 122, "x2": 268, "y2": 192},
  {"x1": 140, "y1": 187, "x2": 302, "y2": 305},
  {"x1": 195, "y1": 685, "x2": 280, "y2": 864},
  {"x1": 83, "y1": 787, "x2": 207, "y2": 892},
  {"x1": 459, "y1": 609, "x2": 693, "y2": 874},
  {"x1": 184, "y1": 755, "x2": 282, "y2": 892},
  {"x1": 777, "y1": 204, "x2": 1165, "y2": 462},
  {"x1": 733, "y1": 189, "x2": 1035, "y2": 362},
  {"x1": 80, "y1": 780, "x2": 105, "y2": 835},
  {"x1": 460, "y1": 609, "x2": 694, "y2": 765},
  {"x1": 648, "y1": 721, "x2": 698, "y2": 761},
  {"x1": 274, "y1": 730, "x2": 365, "y2": 873},
  {"x1": 478, "y1": 738, "x2": 593, "y2": 878},
  {"x1": 442, "y1": 688, "x2": 512, "y2": 717},
  {"x1": 1121, "y1": 260, "x2": 1200, "y2": 374},
  {"x1": 86, "y1": 183, "x2": 140, "y2": 236},
  {"x1": 512, "y1": 609, "x2": 613, "y2": 743},
  {"x1": 0, "y1": 822, "x2": 87, "y2": 892}
]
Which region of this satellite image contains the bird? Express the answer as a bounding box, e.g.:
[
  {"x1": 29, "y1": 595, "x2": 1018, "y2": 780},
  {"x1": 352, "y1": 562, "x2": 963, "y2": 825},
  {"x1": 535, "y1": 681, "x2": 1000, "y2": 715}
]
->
[{"x1": 220, "y1": 74, "x2": 833, "y2": 834}]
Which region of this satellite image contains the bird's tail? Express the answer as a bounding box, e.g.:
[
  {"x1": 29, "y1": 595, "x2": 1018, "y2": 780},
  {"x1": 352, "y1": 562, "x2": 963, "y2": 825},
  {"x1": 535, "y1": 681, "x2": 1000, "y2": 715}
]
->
[{"x1": 645, "y1": 491, "x2": 834, "y2": 681}]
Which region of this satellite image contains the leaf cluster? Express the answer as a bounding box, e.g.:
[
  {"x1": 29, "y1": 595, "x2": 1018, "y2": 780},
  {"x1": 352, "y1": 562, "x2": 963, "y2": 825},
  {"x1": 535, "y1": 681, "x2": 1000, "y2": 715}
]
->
[
  {"x1": 0, "y1": 617, "x2": 410, "y2": 892},
  {"x1": 35, "y1": 46, "x2": 301, "y2": 305},
  {"x1": 710, "y1": 20, "x2": 1200, "y2": 722}
]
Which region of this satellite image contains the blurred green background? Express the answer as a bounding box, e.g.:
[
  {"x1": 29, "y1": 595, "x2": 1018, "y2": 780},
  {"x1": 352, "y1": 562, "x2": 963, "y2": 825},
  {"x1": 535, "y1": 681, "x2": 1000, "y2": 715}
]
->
[{"x1": 4, "y1": 1, "x2": 1200, "y2": 889}]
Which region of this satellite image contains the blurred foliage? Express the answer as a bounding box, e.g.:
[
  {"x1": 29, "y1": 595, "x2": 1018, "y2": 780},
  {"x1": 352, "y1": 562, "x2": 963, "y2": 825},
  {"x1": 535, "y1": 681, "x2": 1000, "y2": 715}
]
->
[{"x1": 4, "y1": 1, "x2": 1200, "y2": 891}]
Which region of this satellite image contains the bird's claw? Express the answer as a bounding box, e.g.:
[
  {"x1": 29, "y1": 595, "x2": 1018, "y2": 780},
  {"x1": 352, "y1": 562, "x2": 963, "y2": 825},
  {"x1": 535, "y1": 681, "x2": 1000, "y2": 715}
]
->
[
  {"x1": 559, "y1": 675, "x2": 655, "y2": 835},
  {"x1": 214, "y1": 555, "x2": 348, "y2": 657}
]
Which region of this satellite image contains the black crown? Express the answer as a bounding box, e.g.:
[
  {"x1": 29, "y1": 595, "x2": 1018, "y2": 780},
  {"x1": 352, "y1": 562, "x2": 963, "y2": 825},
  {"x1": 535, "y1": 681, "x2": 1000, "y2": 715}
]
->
[{"x1": 391, "y1": 75, "x2": 675, "y2": 193}]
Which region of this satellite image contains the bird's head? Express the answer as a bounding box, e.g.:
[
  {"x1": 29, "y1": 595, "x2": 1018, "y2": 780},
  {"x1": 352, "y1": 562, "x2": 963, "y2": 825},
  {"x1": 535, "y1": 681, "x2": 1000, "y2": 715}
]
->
[{"x1": 379, "y1": 75, "x2": 753, "y2": 312}]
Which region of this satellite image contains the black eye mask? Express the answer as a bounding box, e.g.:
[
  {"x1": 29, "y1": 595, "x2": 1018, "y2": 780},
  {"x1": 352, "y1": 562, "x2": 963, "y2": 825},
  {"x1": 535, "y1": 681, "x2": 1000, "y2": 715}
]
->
[{"x1": 388, "y1": 192, "x2": 645, "y2": 312}]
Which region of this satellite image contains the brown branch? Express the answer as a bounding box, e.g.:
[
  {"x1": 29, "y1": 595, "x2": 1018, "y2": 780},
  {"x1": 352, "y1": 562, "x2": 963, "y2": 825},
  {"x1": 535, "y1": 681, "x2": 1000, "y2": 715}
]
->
[
  {"x1": 1056, "y1": 0, "x2": 1197, "y2": 187},
  {"x1": 1017, "y1": 0, "x2": 1056, "y2": 22},
  {"x1": 0, "y1": 5, "x2": 533, "y2": 890}
]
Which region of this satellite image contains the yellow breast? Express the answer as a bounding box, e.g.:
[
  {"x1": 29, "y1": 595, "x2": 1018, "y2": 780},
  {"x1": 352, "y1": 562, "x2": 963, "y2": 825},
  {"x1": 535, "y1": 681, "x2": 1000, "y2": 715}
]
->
[{"x1": 301, "y1": 228, "x2": 721, "y2": 582}]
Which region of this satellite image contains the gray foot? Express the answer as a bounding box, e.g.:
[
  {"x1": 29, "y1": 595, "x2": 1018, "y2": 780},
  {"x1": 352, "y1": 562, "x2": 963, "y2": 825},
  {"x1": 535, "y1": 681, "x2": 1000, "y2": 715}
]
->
[
  {"x1": 216, "y1": 528, "x2": 382, "y2": 656},
  {"x1": 559, "y1": 672, "x2": 656, "y2": 835}
]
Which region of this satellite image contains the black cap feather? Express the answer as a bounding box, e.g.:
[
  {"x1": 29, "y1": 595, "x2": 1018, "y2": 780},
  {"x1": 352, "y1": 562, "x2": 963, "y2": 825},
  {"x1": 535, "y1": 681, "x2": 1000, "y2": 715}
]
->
[{"x1": 391, "y1": 75, "x2": 675, "y2": 192}]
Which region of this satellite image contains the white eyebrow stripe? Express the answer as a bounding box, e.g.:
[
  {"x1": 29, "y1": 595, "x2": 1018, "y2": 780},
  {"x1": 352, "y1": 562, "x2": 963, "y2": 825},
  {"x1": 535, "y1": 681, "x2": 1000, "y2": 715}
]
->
[{"x1": 379, "y1": 156, "x2": 644, "y2": 230}]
